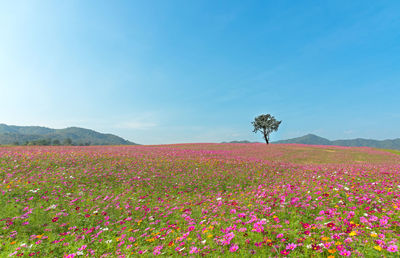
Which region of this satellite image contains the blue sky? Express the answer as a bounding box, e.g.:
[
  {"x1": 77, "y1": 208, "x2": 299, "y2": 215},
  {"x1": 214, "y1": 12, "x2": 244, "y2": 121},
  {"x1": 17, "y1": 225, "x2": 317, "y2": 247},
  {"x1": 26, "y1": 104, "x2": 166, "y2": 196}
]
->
[{"x1": 1, "y1": 1, "x2": 400, "y2": 144}]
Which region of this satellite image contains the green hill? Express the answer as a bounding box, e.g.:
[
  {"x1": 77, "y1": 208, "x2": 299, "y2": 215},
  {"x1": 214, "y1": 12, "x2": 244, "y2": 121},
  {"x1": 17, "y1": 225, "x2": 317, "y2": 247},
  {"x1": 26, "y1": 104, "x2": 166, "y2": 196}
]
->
[
  {"x1": 0, "y1": 124, "x2": 137, "y2": 146},
  {"x1": 273, "y1": 134, "x2": 400, "y2": 150}
]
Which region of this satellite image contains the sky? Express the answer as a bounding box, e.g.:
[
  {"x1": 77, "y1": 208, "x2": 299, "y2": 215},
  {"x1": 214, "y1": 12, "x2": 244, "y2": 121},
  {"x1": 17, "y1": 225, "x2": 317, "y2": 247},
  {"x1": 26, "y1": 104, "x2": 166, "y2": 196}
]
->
[{"x1": 1, "y1": 1, "x2": 400, "y2": 144}]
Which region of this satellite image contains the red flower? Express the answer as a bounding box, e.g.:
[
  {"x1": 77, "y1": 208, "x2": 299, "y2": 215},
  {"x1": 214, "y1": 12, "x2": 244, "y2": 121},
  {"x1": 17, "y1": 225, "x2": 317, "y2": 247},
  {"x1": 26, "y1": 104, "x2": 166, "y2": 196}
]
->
[
  {"x1": 301, "y1": 222, "x2": 310, "y2": 229},
  {"x1": 312, "y1": 244, "x2": 321, "y2": 251},
  {"x1": 52, "y1": 217, "x2": 59, "y2": 222},
  {"x1": 327, "y1": 222, "x2": 335, "y2": 228}
]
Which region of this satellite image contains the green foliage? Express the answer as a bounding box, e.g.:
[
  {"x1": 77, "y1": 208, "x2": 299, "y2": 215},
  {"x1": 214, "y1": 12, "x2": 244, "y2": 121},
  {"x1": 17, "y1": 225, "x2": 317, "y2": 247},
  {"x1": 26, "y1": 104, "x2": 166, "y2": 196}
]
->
[{"x1": 252, "y1": 114, "x2": 281, "y2": 144}]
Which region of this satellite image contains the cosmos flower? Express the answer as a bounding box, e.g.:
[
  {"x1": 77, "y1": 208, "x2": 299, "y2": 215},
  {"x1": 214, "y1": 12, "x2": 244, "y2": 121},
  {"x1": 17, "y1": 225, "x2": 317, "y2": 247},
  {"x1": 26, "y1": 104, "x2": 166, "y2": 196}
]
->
[{"x1": 230, "y1": 244, "x2": 239, "y2": 252}]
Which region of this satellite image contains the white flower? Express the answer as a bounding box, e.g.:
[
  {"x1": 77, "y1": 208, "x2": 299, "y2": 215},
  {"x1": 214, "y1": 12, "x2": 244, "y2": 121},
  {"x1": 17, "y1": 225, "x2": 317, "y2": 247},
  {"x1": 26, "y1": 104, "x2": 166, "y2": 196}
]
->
[
  {"x1": 216, "y1": 197, "x2": 222, "y2": 201},
  {"x1": 105, "y1": 240, "x2": 112, "y2": 244},
  {"x1": 76, "y1": 251, "x2": 83, "y2": 255}
]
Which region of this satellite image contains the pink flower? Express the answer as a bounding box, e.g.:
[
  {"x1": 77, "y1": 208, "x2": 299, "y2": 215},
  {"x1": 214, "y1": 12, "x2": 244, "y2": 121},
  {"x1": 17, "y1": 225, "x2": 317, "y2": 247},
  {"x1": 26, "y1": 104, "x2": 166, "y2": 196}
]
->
[
  {"x1": 189, "y1": 246, "x2": 199, "y2": 254},
  {"x1": 387, "y1": 245, "x2": 398, "y2": 252},
  {"x1": 252, "y1": 223, "x2": 264, "y2": 233},
  {"x1": 229, "y1": 244, "x2": 239, "y2": 252},
  {"x1": 153, "y1": 245, "x2": 163, "y2": 255},
  {"x1": 286, "y1": 243, "x2": 297, "y2": 250},
  {"x1": 339, "y1": 249, "x2": 351, "y2": 256},
  {"x1": 78, "y1": 245, "x2": 87, "y2": 251},
  {"x1": 238, "y1": 227, "x2": 247, "y2": 232}
]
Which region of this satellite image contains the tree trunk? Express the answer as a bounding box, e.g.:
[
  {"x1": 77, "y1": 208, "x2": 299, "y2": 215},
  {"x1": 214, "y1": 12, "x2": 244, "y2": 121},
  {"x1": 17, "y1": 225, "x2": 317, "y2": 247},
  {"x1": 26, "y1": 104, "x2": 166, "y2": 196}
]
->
[{"x1": 263, "y1": 130, "x2": 269, "y2": 144}]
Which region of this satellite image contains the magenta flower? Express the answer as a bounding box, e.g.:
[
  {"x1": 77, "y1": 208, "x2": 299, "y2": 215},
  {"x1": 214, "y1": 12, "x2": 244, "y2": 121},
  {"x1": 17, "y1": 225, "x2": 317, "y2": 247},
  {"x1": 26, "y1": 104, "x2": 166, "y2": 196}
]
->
[
  {"x1": 339, "y1": 249, "x2": 351, "y2": 256},
  {"x1": 280, "y1": 249, "x2": 290, "y2": 256},
  {"x1": 230, "y1": 244, "x2": 239, "y2": 252}
]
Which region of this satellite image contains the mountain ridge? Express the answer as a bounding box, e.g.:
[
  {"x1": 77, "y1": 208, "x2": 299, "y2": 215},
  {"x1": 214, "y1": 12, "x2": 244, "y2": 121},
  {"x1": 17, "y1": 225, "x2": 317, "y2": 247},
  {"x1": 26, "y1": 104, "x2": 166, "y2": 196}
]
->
[
  {"x1": 0, "y1": 124, "x2": 137, "y2": 145},
  {"x1": 273, "y1": 134, "x2": 400, "y2": 150}
]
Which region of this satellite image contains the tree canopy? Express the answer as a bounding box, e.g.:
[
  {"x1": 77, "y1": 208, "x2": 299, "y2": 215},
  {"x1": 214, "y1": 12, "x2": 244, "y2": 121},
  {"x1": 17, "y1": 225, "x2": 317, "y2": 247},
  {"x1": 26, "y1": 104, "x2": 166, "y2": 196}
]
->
[{"x1": 252, "y1": 114, "x2": 281, "y2": 144}]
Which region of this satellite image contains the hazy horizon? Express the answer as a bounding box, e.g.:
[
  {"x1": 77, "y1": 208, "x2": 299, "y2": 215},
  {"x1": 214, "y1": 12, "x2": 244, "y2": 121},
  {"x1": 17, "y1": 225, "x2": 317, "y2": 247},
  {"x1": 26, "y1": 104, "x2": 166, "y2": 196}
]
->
[{"x1": 1, "y1": 1, "x2": 400, "y2": 144}]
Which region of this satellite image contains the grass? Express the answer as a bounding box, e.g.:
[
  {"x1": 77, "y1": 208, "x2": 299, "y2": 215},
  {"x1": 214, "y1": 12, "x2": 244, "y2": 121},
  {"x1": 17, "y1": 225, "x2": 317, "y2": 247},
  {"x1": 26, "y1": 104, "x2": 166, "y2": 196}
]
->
[{"x1": 380, "y1": 148, "x2": 400, "y2": 155}]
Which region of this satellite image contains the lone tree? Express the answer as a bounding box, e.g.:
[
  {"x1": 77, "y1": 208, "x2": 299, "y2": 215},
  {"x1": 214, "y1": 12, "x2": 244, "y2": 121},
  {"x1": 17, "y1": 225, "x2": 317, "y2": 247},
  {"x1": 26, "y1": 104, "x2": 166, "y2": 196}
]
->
[{"x1": 252, "y1": 114, "x2": 281, "y2": 144}]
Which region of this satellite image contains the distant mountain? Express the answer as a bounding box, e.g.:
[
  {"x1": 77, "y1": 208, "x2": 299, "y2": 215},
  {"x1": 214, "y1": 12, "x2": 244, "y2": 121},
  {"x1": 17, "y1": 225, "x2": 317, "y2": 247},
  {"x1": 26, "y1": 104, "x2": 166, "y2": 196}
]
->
[
  {"x1": 274, "y1": 134, "x2": 332, "y2": 145},
  {"x1": 0, "y1": 124, "x2": 138, "y2": 146},
  {"x1": 273, "y1": 134, "x2": 400, "y2": 150}
]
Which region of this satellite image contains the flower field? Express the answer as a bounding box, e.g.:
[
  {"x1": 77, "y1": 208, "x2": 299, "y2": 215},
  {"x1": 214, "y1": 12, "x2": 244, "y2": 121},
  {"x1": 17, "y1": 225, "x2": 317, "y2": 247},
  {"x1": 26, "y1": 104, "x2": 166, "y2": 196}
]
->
[{"x1": 1, "y1": 144, "x2": 400, "y2": 257}]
